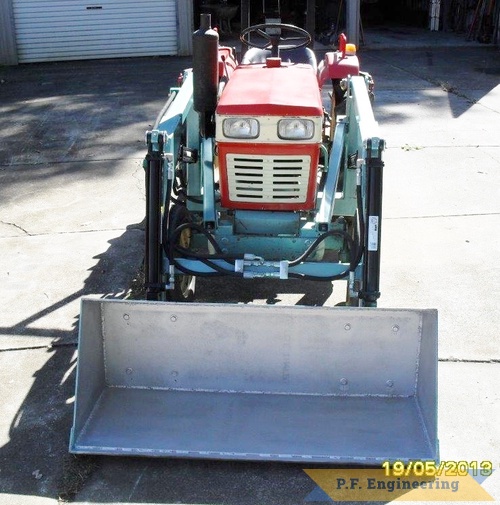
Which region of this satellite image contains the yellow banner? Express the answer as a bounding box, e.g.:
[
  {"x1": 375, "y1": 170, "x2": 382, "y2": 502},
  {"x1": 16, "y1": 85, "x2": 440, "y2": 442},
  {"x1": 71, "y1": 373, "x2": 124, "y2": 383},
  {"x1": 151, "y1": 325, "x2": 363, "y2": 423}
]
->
[{"x1": 304, "y1": 469, "x2": 495, "y2": 501}]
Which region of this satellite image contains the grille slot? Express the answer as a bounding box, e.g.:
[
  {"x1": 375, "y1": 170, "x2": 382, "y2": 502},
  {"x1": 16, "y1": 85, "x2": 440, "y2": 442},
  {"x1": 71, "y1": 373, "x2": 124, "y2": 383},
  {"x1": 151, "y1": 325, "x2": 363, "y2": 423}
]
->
[{"x1": 226, "y1": 154, "x2": 311, "y2": 203}]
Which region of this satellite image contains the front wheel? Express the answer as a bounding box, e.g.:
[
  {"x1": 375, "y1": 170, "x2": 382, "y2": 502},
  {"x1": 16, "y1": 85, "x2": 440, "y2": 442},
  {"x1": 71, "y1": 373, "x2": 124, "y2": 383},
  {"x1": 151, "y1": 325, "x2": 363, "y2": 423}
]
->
[{"x1": 164, "y1": 204, "x2": 196, "y2": 301}]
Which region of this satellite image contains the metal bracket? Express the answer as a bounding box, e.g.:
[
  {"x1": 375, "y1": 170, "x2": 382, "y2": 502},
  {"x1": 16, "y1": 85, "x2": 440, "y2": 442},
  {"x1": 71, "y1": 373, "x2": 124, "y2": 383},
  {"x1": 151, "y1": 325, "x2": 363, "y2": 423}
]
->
[
  {"x1": 234, "y1": 255, "x2": 289, "y2": 279},
  {"x1": 181, "y1": 146, "x2": 199, "y2": 163},
  {"x1": 146, "y1": 130, "x2": 168, "y2": 154},
  {"x1": 366, "y1": 137, "x2": 385, "y2": 160},
  {"x1": 165, "y1": 154, "x2": 174, "y2": 181}
]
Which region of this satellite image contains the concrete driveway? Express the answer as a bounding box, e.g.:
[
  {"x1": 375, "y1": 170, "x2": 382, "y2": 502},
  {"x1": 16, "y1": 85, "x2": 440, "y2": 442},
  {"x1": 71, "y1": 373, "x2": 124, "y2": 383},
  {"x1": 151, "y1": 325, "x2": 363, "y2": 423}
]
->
[{"x1": 0, "y1": 33, "x2": 499, "y2": 504}]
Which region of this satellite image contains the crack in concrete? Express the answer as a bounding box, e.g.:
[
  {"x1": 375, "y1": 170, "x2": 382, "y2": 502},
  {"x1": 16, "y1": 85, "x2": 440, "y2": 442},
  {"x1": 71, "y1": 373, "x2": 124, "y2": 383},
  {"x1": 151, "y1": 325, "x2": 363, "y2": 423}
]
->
[
  {"x1": 386, "y1": 145, "x2": 500, "y2": 149},
  {"x1": 0, "y1": 156, "x2": 143, "y2": 168},
  {"x1": 0, "y1": 220, "x2": 31, "y2": 235},
  {"x1": 386, "y1": 212, "x2": 500, "y2": 220},
  {"x1": 0, "y1": 343, "x2": 77, "y2": 353},
  {"x1": 439, "y1": 358, "x2": 500, "y2": 363},
  {"x1": 127, "y1": 464, "x2": 149, "y2": 501},
  {"x1": 0, "y1": 226, "x2": 138, "y2": 238},
  {"x1": 132, "y1": 164, "x2": 146, "y2": 198}
]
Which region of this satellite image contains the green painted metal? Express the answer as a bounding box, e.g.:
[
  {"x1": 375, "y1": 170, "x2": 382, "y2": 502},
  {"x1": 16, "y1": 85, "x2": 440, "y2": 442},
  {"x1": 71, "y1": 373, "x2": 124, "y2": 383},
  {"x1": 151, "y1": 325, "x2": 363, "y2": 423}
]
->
[
  {"x1": 316, "y1": 119, "x2": 345, "y2": 223},
  {"x1": 143, "y1": 70, "x2": 384, "y2": 287}
]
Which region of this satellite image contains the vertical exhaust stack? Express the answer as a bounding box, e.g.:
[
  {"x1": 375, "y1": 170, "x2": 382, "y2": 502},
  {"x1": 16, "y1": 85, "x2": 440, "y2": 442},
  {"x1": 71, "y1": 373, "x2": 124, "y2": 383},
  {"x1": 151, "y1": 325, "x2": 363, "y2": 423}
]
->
[{"x1": 193, "y1": 14, "x2": 219, "y2": 138}]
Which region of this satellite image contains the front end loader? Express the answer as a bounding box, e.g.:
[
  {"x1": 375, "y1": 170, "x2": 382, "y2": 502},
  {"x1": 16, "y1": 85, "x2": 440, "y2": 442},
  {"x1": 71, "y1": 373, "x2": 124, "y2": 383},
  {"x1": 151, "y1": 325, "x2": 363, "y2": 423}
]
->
[{"x1": 70, "y1": 16, "x2": 438, "y2": 464}]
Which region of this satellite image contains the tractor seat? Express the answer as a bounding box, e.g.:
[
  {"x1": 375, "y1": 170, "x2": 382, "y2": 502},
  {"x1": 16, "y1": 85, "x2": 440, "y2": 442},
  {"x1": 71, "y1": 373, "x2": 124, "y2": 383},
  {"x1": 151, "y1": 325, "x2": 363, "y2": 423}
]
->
[{"x1": 241, "y1": 47, "x2": 318, "y2": 72}]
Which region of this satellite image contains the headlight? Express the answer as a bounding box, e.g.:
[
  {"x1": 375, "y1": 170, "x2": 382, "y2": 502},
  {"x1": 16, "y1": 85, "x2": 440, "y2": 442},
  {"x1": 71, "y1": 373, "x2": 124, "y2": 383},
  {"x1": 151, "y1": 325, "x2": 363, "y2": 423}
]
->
[
  {"x1": 278, "y1": 118, "x2": 314, "y2": 140},
  {"x1": 223, "y1": 118, "x2": 259, "y2": 139}
]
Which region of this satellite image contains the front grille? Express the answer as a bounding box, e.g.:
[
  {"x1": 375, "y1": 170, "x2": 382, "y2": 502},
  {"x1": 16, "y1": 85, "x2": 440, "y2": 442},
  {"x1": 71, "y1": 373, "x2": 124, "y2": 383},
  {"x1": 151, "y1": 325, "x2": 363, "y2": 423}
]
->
[{"x1": 226, "y1": 154, "x2": 311, "y2": 203}]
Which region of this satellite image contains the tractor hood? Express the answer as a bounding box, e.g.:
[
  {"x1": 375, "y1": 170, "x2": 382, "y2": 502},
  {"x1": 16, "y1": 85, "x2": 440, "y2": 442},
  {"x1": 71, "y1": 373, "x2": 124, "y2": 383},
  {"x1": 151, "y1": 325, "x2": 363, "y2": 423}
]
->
[{"x1": 216, "y1": 63, "x2": 323, "y2": 117}]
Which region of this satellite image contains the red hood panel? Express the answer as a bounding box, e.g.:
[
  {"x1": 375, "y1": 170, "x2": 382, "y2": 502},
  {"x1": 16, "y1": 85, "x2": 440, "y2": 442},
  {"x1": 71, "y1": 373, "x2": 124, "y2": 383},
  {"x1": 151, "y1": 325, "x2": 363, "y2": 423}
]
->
[{"x1": 216, "y1": 64, "x2": 323, "y2": 117}]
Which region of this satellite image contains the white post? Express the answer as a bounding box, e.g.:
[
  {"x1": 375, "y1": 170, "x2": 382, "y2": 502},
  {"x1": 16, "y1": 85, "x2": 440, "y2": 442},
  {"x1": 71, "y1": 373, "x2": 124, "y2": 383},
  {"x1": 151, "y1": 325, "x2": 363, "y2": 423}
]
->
[
  {"x1": 429, "y1": 0, "x2": 441, "y2": 31},
  {"x1": 0, "y1": 0, "x2": 18, "y2": 64},
  {"x1": 177, "y1": 0, "x2": 194, "y2": 55},
  {"x1": 346, "y1": 0, "x2": 360, "y2": 47}
]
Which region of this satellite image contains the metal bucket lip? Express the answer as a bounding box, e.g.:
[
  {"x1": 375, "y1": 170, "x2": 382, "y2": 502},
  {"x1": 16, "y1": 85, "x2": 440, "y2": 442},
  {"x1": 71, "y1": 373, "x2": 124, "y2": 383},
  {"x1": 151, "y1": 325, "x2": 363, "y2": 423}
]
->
[{"x1": 80, "y1": 295, "x2": 439, "y2": 316}]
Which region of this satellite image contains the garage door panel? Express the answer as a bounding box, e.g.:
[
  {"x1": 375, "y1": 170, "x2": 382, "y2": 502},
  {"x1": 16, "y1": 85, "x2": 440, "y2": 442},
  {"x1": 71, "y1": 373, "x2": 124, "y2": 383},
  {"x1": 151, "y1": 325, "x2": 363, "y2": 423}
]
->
[
  {"x1": 13, "y1": 0, "x2": 178, "y2": 62},
  {"x1": 14, "y1": 5, "x2": 173, "y2": 17},
  {"x1": 13, "y1": 0, "x2": 172, "y2": 13},
  {"x1": 15, "y1": 18, "x2": 178, "y2": 32},
  {"x1": 15, "y1": 25, "x2": 177, "y2": 37}
]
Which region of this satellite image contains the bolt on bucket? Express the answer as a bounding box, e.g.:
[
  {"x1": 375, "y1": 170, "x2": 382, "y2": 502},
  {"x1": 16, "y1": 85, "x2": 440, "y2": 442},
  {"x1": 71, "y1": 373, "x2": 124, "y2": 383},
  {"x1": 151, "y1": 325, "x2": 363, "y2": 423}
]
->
[{"x1": 70, "y1": 298, "x2": 438, "y2": 463}]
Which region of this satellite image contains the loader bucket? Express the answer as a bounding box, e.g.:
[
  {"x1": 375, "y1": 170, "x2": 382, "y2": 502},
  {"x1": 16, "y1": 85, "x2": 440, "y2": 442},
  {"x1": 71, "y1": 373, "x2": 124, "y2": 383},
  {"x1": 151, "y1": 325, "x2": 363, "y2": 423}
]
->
[{"x1": 70, "y1": 298, "x2": 438, "y2": 463}]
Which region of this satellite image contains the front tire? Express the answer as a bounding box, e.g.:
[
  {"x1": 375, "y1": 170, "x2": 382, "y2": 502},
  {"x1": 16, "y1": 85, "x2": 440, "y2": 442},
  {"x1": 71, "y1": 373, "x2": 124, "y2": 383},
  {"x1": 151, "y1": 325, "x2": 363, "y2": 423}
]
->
[{"x1": 164, "y1": 204, "x2": 196, "y2": 301}]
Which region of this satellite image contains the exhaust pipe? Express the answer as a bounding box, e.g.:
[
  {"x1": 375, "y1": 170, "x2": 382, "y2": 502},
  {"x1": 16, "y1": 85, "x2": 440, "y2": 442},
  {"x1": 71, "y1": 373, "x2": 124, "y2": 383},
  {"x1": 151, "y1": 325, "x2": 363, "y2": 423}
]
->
[{"x1": 193, "y1": 14, "x2": 219, "y2": 138}]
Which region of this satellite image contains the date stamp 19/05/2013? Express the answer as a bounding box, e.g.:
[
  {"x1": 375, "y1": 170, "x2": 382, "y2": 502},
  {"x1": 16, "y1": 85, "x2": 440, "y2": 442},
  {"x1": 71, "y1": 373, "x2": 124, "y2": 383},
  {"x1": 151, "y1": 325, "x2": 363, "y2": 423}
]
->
[{"x1": 382, "y1": 460, "x2": 494, "y2": 478}]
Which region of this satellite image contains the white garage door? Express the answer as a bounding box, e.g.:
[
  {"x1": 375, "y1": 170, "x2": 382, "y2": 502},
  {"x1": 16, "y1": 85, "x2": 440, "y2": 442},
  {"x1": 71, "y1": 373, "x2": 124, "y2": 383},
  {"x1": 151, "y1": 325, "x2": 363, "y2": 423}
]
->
[{"x1": 13, "y1": 0, "x2": 178, "y2": 63}]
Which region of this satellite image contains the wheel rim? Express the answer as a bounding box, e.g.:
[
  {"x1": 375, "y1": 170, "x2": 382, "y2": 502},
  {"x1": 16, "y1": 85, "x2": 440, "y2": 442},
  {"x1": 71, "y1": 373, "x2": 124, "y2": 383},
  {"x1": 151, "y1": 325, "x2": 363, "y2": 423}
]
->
[{"x1": 166, "y1": 205, "x2": 195, "y2": 301}]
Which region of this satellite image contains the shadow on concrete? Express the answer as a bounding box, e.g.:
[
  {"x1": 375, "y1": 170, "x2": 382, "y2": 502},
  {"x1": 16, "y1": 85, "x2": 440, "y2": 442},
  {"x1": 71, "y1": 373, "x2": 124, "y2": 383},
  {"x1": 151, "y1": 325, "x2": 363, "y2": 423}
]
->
[
  {"x1": 0, "y1": 56, "x2": 191, "y2": 176},
  {"x1": 0, "y1": 223, "x2": 144, "y2": 500},
  {"x1": 0, "y1": 224, "x2": 145, "y2": 343},
  {"x1": 0, "y1": 57, "x2": 190, "y2": 344},
  {"x1": 73, "y1": 457, "x2": 329, "y2": 504},
  {"x1": 196, "y1": 276, "x2": 334, "y2": 306},
  {"x1": 362, "y1": 46, "x2": 500, "y2": 119},
  {"x1": 0, "y1": 345, "x2": 76, "y2": 498}
]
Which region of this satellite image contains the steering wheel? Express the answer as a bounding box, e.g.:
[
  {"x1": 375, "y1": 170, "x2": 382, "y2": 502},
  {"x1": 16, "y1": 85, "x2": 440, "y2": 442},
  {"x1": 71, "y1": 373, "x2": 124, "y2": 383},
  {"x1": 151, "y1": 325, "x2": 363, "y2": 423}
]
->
[{"x1": 240, "y1": 23, "x2": 312, "y2": 57}]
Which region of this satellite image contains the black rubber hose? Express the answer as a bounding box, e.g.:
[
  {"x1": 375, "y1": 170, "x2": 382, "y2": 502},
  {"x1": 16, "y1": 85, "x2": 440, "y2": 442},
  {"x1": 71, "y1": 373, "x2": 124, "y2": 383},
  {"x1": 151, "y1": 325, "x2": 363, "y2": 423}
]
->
[
  {"x1": 168, "y1": 223, "x2": 362, "y2": 281},
  {"x1": 153, "y1": 91, "x2": 177, "y2": 130},
  {"x1": 172, "y1": 253, "x2": 241, "y2": 277},
  {"x1": 196, "y1": 257, "x2": 241, "y2": 276},
  {"x1": 167, "y1": 222, "x2": 224, "y2": 257},
  {"x1": 288, "y1": 230, "x2": 356, "y2": 268},
  {"x1": 168, "y1": 222, "x2": 242, "y2": 277},
  {"x1": 174, "y1": 243, "x2": 241, "y2": 261},
  {"x1": 287, "y1": 227, "x2": 362, "y2": 281},
  {"x1": 288, "y1": 270, "x2": 350, "y2": 281}
]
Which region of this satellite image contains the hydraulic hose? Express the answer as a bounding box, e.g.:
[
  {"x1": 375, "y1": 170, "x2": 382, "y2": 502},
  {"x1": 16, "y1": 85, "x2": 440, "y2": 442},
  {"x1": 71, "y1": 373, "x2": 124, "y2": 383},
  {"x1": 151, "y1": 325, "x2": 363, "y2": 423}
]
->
[
  {"x1": 167, "y1": 222, "x2": 241, "y2": 277},
  {"x1": 167, "y1": 222, "x2": 224, "y2": 257},
  {"x1": 153, "y1": 91, "x2": 177, "y2": 130},
  {"x1": 287, "y1": 229, "x2": 359, "y2": 282},
  {"x1": 288, "y1": 230, "x2": 358, "y2": 270},
  {"x1": 288, "y1": 270, "x2": 350, "y2": 281},
  {"x1": 167, "y1": 212, "x2": 364, "y2": 281},
  {"x1": 173, "y1": 257, "x2": 240, "y2": 277}
]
